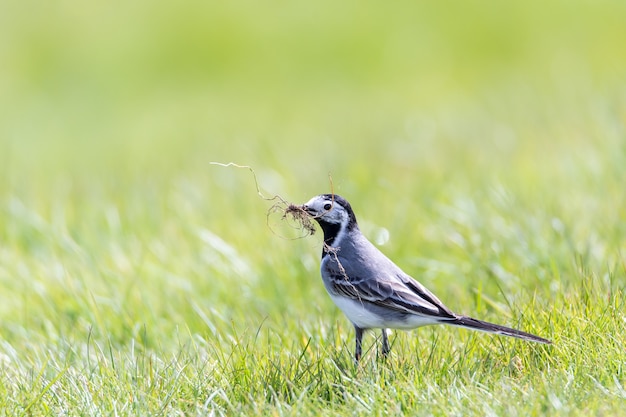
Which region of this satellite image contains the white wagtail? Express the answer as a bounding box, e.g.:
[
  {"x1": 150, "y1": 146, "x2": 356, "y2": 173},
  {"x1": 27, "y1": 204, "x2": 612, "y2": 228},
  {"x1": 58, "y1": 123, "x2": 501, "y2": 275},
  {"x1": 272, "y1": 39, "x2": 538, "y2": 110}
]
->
[{"x1": 301, "y1": 194, "x2": 551, "y2": 361}]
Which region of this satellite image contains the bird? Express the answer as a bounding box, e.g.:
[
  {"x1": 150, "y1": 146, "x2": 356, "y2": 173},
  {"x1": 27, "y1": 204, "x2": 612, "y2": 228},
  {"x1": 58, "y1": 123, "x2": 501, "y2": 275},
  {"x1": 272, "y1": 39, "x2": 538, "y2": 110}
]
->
[{"x1": 300, "y1": 193, "x2": 551, "y2": 361}]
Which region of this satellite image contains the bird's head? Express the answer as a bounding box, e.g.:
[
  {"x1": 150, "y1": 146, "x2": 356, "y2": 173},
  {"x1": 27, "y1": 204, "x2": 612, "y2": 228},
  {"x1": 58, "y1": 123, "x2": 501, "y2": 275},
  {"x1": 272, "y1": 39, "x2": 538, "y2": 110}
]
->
[{"x1": 301, "y1": 194, "x2": 358, "y2": 243}]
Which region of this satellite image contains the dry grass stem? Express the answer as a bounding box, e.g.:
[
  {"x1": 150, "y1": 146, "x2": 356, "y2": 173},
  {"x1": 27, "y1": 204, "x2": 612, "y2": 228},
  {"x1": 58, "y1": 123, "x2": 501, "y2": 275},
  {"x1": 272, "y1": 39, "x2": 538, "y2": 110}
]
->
[{"x1": 211, "y1": 161, "x2": 319, "y2": 238}]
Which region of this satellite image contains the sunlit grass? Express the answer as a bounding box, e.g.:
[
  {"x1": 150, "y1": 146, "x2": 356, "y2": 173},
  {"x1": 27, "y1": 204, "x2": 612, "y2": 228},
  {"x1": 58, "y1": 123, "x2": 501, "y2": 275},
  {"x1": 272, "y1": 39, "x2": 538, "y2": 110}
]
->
[{"x1": 1, "y1": 0, "x2": 626, "y2": 415}]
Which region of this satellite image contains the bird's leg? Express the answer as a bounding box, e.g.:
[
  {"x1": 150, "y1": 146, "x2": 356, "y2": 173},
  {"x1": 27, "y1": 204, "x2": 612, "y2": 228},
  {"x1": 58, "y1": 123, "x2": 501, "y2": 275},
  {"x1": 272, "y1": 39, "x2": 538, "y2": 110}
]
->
[
  {"x1": 354, "y1": 326, "x2": 364, "y2": 362},
  {"x1": 381, "y1": 328, "x2": 390, "y2": 357}
]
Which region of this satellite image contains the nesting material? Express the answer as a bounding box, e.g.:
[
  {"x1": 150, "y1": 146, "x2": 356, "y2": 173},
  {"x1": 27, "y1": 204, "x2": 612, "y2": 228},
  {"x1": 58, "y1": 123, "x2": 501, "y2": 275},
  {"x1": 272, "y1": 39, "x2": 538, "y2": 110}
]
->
[
  {"x1": 279, "y1": 203, "x2": 316, "y2": 236},
  {"x1": 266, "y1": 199, "x2": 318, "y2": 239},
  {"x1": 209, "y1": 162, "x2": 322, "y2": 238}
]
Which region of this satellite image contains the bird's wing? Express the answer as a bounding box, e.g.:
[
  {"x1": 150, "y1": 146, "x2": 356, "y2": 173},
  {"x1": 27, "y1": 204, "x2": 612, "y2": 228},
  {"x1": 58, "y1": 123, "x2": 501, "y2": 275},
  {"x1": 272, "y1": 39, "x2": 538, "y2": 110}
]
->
[{"x1": 324, "y1": 257, "x2": 456, "y2": 319}]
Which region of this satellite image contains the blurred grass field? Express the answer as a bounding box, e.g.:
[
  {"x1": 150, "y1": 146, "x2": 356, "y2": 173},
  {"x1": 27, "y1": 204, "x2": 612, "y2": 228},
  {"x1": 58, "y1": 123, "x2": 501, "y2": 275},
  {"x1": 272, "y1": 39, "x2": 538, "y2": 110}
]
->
[{"x1": 1, "y1": 0, "x2": 626, "y2": 415}]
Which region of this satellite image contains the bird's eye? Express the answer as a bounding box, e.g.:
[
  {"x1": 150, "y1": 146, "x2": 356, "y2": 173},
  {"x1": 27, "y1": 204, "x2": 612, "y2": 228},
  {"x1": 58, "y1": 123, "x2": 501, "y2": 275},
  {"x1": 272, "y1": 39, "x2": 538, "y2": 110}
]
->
[{"x1": 323, "y1": 203, "x2": 332, "y2": 211}]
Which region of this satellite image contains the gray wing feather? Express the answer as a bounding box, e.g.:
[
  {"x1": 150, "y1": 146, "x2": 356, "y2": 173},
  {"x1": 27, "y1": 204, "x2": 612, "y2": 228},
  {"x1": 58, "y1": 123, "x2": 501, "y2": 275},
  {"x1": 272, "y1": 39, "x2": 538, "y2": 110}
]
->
[{"x1": 323, "y1": 248, "x2": 456, "y2": 319}]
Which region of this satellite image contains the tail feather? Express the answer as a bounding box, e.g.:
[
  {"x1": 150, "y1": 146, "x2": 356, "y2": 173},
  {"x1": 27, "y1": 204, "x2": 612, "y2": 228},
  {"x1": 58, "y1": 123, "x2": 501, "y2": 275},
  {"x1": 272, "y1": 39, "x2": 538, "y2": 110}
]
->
[{"x1": 447, "y1": 316, "x2": 552, "y2": 344}]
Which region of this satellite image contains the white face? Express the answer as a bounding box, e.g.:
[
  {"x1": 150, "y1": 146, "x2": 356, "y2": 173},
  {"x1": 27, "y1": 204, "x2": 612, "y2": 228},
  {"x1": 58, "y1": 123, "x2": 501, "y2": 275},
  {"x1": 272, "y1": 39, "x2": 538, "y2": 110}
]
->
[{"x1": 303, "y1": 195, "x2": 349, "y2": 225}]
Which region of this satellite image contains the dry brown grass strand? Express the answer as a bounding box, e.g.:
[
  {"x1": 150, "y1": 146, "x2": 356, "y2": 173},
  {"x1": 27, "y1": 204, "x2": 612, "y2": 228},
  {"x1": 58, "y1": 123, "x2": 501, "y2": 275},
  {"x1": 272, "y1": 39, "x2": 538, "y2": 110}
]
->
[
  {"x1": 209, "y1": 162, "x2": 290, "y2": 204},
  {"x1": 210, "y1": 161, "x2": 317, "y2": 239}
]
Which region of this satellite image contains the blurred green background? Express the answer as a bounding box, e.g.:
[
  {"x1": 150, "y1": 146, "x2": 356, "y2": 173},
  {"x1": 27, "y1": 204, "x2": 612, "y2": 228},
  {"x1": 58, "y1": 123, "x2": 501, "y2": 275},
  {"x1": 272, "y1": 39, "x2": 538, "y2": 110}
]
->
[
  {"x1": 2, "y1": 0, "x2": 625, "y2": 182},
  {"x1": 1, "y1": 0, "x2": 626, "y2": 348}
]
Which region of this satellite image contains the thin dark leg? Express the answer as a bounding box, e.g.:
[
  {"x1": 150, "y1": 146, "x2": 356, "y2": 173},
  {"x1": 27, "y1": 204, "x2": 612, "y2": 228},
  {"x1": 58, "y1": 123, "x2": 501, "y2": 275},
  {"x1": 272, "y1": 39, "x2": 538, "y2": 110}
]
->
[
  {"x1": 381, "y1": 329, "x2": 390, "y2": 357},
  {"x1": 354, "y1": 326, "x2": 364, "y2": 362}
]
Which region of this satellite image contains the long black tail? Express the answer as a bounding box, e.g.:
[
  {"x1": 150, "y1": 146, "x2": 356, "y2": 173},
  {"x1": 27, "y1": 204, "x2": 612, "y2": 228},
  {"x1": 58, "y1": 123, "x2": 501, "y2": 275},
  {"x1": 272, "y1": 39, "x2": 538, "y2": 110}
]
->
[{"x1": 446, "y1": 316, "x2": 552, "y2": 344}]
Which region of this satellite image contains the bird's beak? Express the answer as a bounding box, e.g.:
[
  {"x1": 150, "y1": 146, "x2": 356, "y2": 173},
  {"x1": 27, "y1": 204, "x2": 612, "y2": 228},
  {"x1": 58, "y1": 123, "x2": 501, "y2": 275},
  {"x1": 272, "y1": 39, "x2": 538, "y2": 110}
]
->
[{"x1": 302, "y1": 205, "x2": 316, "y2": 216}]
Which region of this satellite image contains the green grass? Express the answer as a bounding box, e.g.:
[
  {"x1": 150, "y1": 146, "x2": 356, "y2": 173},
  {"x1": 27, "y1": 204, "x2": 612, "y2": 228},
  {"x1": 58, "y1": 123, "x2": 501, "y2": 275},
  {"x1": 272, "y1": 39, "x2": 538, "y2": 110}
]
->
[{"x1": 2, "y1": 0, "x2": 626, "y2": 415}]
